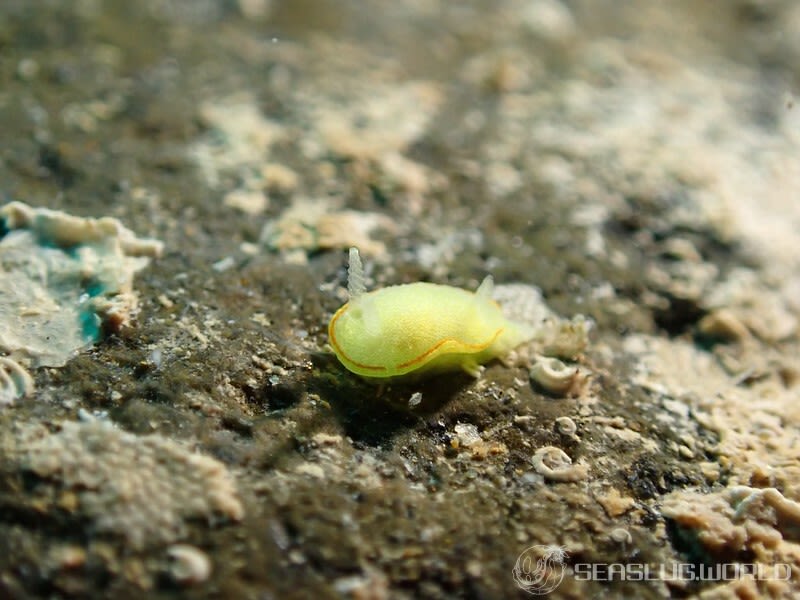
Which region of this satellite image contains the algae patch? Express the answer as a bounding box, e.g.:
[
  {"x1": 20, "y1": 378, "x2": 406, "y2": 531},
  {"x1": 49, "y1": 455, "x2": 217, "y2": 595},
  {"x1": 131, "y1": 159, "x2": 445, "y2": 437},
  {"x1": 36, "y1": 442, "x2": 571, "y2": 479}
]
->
[{"x1": 0, "y1": 201, "x2": 163, "y2": 382}]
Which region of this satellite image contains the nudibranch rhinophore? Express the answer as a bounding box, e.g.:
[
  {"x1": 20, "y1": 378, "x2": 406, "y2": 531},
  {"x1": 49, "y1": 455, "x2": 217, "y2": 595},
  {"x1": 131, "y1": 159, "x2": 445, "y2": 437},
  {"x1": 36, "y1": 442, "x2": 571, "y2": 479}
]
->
[{"x1": 328, "y1": 248, "x2": 535, "y2": 380}]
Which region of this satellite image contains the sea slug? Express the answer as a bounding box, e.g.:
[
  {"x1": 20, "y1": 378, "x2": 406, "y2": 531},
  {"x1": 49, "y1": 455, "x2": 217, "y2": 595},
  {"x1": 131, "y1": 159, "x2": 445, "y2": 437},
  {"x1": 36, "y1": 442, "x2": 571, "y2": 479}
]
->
[{"x1": 328, "y1": 248, "x2": 534, "y2": 380}]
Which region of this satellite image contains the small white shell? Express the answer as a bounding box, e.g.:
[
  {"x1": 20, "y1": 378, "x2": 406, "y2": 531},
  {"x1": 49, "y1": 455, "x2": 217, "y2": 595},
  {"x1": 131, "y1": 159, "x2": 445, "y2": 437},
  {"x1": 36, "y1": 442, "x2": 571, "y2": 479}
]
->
[
  {"x1": 609, "y1": 527, "x2": 633, "y2": 544},
  {"x1": 167, "y1": 544, "x2": 212, "y2": 586},
  {"x1": 530, "y1": 357, "x2": 578, "y2": 395},
  {"x1": 555, "y1": 416, "x2": 577, "y2": 436},
  {"x1": 532, "y1": 446, "x2": 588, "y2": 482}
]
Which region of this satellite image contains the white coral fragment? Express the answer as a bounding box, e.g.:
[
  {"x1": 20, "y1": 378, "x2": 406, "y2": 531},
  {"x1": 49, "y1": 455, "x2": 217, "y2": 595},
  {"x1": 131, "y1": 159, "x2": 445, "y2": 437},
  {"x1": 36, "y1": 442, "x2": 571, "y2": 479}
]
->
[
  {"x1": 0, "y1": 201, "x2": 162, "y2": 368},
  {"x1": 191, "y1": 95, "x2": 285, "y2": 188},
  {"x1": 313, "y1": 81, "x2": 442, "y2": 159},
  {"x1": 0, "y1": 201, "x2": 163, "y2": 257},
  {"x1": 661, "y1": 485, "x2": 800, "y2": 587},
  {"x1": 260, "y1": 200, "x2": 396, "y2": 258}
]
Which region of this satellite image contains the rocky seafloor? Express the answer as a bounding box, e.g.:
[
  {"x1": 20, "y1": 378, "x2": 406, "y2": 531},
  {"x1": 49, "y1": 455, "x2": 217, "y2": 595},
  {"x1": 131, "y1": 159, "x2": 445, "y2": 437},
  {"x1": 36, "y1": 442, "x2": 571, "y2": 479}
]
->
[{"x1": 1, "y1": 1, "x2": 799, "y2": 598}]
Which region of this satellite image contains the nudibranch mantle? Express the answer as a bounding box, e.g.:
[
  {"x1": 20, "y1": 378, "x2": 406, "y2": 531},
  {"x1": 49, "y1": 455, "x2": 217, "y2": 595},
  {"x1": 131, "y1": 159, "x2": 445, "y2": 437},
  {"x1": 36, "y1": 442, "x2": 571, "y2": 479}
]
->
[{"x1": 328, "y1": 248, "x2": 535, "y2": 380}]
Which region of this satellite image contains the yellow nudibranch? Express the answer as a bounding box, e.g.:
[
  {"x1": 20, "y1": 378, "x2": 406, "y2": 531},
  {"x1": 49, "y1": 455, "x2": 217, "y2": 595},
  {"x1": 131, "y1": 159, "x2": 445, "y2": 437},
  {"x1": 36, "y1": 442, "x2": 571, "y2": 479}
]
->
[{"x1": 328, "y1": 248, "x2": 535, "y2": 380}]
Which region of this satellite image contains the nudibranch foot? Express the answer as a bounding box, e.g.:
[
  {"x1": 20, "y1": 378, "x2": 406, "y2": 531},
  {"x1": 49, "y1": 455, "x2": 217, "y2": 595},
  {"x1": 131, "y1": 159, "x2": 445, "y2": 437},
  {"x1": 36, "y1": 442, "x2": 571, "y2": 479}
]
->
[{"x1": 460, "y1": 360, "x2": 485, "y2": 378}]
